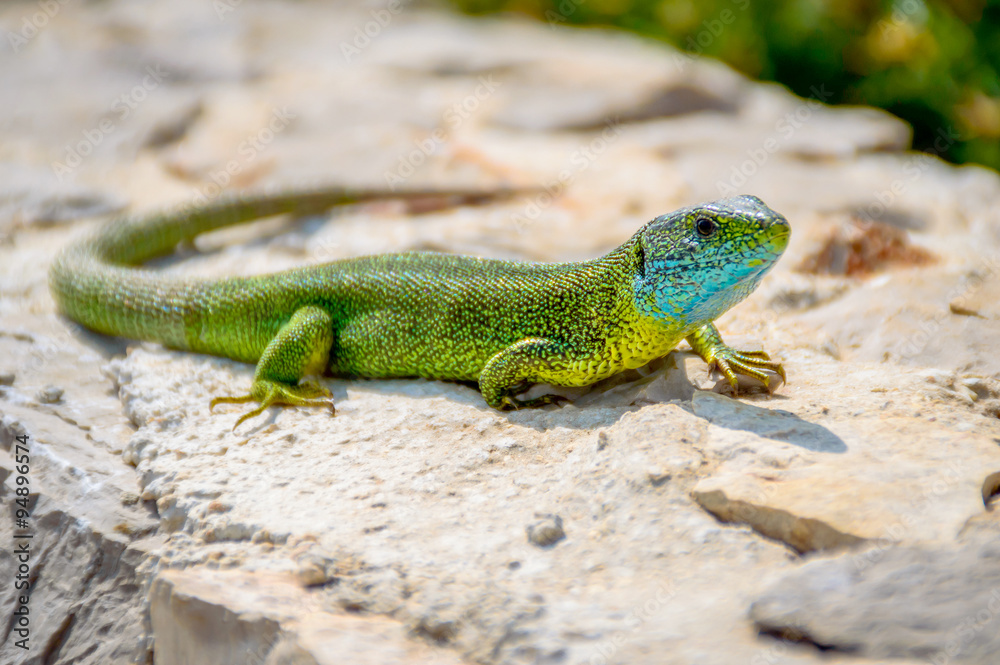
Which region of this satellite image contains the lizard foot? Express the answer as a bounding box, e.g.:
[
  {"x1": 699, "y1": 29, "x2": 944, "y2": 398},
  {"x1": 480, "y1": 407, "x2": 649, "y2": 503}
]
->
[
  {"x1": 710, "y1": 348, "x2": 786, "y2": 395},
  {"x1": 210, "y1": 380, "x2": 334, "y2": 430},
  {"x1": 498, "y1": 393, "x2": 570, "y2": 410}
]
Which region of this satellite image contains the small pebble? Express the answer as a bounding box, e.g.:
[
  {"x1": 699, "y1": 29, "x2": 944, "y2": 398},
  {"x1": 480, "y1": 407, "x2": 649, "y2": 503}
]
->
[
  {"x1": 957, "y1": 385, "x2": 978, "y2": 404},
  {"x1": 596, "y1": 430, "x2": 610, "y2": 451},
  {"x1": 949, "y1": 300, "x2": 981, "y2": 317},
  {"x1": 526, "y1": 513, "x2": 565, "y2": 548},
  {"x1": 36, "y1": 385, "x2": 64, "y2": 403},
  {"x1": 120, "y1": 491, "x2": 141, "y2": 506},
  {"x1": 295, "y1": 561, "x2": 330, "y2": 586},
  {"x1": 646, "y1": 467, "x2": 671, "y2": 486},
  {"x1": 960, "y1": 377, "x2": 994, "y2": 399}
]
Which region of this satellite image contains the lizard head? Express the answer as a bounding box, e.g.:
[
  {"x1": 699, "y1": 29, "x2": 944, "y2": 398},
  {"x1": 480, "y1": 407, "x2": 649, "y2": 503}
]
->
[{"x1": 631, "y1": 195, "x2": 790, "y2": 328}]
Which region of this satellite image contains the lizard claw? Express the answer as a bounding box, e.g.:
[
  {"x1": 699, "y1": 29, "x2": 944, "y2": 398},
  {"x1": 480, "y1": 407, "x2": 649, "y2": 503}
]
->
[
  {"x1": 711, "y1": 348, "x2": 785, "y2": 395},
  {"x1": 498, "y1": 393, "x2": 570, "y2": 410},
  {"x1": 210, "y1": 380, "x2": 335, "y2": 430}
]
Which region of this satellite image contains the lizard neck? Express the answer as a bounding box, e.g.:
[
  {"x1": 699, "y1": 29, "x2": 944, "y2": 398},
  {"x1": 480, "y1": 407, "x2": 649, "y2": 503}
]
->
[{"x1": 626, "y1": 241, "x2": 769, "y2": 336}]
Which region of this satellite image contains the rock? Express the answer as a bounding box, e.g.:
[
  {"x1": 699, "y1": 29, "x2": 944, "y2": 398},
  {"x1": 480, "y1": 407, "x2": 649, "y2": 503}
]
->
[
  {"x1": 4, "y1": 0, "x2": 1000, "y2": 663},
  {"x1": 692, "y1": 480, "x2": 866, "y2": 554},
  {"x1": 749, "y1": 538, "x2": 1000, "y2": 662},
  {"x1": 960, "y1": 376, "x2": 999, "y2": 401},
  {"x1": 690, "y1": 390, "x2": 1000, "y2": 553},
  {"x1": 0, "y1": 164, "x2": 123, "y2": 229},
  {"x1": 796, "y1": 217, "x2": 934, "y2": 276},
  {"x1": 793, "y1": 256, "x2": 1000, "y2": 381},
  {"x1": 150, "y1": 568, "x2": 465, "y2": 665},
  {"x1": 597, "y1": 402, "x2": 706, "y2": 487},
  {"x1": 0, "y1": 412, "x2": 158, "y2": 665},
  {"x1": 525, "y1": 513, "x2": 566, "y2": 547},
  {"x1": 35, "y1": 385, "x2": 64, "y2": 404}
]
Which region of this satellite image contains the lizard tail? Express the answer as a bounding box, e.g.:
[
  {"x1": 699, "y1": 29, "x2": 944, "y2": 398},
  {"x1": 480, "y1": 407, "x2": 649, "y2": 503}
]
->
[{"x1": 49, "y1": 186, "x2": 525, "y2": 347}]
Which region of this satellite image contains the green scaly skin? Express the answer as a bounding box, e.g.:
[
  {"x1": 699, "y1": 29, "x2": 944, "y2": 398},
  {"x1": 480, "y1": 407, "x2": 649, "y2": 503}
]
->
[{"x1": 49, "y1": 186, "x2": 790, "y2": 429}]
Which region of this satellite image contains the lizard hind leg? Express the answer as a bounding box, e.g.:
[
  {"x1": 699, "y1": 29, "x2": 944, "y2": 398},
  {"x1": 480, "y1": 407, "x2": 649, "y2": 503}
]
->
[
  {"x1": 479, "y1": 338, "x2": 572, "y2": 410},
  {"x1": 209, "y1": 305, "x2": 335, "y2": 430},
  {"x1": 210, "y1": 380, "x2": 333, "y2": 431}
]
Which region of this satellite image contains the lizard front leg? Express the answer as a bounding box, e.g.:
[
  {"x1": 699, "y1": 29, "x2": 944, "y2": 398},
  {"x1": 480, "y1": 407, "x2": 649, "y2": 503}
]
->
[
  {"x1": 686, "y1": 322, "x2": 785, "y2": 394},
  {"x1": 478, "y1": 338, "x2": 571, "y2": 410},
  {"x1": 210, "y1": 305, "x2": 335, "y2": 429}
]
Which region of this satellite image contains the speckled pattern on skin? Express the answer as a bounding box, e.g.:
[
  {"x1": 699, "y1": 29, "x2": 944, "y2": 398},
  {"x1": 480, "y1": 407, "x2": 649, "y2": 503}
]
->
[{"x1": 49, "y1": 186, "x2": 790, "y2": 427}]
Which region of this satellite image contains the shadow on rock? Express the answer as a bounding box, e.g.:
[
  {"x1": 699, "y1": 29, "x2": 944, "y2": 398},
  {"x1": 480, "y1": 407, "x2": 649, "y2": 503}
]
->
[{"x1": 691, "y1": 390, "x2": 847, "y2": 453}]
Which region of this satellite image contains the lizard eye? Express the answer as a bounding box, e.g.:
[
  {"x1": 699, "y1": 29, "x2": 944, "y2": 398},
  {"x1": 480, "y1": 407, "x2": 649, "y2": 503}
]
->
[{"x1": 695, "y1": 217, "x2": 718, "y2": 238}]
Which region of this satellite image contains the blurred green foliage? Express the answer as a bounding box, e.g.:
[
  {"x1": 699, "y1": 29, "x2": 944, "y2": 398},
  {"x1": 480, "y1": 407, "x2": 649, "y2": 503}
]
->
[{"x1": 448, "y1": 0, "x2": 1000, "y2": 171}]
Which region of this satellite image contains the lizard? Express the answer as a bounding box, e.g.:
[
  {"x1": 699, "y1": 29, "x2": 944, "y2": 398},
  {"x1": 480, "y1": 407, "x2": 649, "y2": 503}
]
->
[{"x1": 49, "y1": 186, "x2": 790, "y2": 429}]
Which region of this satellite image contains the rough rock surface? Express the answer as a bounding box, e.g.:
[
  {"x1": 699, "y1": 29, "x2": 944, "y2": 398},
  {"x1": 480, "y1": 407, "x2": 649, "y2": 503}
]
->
[
  {"x1": 150, "y1": 567, "x2": 466, "y2": 665},
  {"x1": 1, "y1": 0, "x2": 999, "y2": 664},
  {"x1": 749, "y1": 534, "x2": 1000, "y2": 662}
]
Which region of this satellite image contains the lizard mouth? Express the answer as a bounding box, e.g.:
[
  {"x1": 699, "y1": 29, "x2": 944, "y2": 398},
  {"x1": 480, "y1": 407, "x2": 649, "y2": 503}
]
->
[{"x1": 766, "y1": 220, "x2": 791, "y2": 251}]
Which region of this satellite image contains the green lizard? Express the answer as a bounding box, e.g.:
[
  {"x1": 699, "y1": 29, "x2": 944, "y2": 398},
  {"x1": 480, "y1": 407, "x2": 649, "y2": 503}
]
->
[{"x1": 49, "y1": 186, "x2": 790, "y2": 428}]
